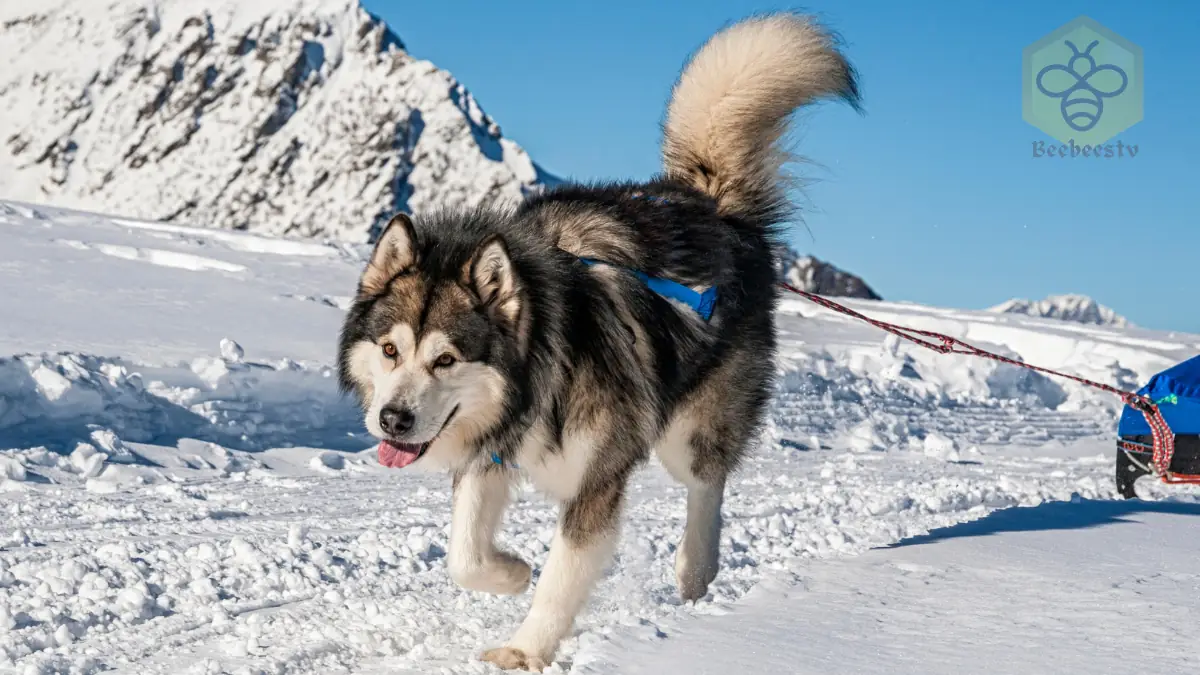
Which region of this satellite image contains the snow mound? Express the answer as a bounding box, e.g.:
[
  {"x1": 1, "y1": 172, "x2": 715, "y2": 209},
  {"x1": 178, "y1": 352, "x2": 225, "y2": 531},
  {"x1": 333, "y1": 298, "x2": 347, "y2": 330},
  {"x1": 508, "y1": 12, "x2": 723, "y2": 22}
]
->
[
  {"x1": 0, "y1": 0, "x2": 555, "y2": 242},
  {"x1": 0, "y1": 349, "x2": 369, "y2": 454},
  {"x1": 989, "y1": 294, "x2": 1130, "y2": 327}
]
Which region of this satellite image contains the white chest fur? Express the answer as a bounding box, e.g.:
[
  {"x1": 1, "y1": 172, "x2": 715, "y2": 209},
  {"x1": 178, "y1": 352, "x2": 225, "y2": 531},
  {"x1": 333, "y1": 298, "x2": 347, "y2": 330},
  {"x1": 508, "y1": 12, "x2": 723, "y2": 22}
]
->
[{"x1": 513, "y1": 424, "x2": 596, "y2": 502}]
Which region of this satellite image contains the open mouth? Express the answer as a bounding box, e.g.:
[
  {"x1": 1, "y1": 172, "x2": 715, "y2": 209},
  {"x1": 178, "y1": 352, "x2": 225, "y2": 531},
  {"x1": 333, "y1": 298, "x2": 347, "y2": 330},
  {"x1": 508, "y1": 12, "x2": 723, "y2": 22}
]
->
[{"x1": 377, "y1": 405, "x2": 458, "y2": 469}]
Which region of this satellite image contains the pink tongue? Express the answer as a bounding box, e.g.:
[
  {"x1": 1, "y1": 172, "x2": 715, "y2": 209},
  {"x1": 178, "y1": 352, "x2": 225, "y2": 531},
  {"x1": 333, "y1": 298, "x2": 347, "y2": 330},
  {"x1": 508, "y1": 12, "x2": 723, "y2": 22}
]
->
[{"x1": 378, "y1": 440, "x2": 423, "y2": 468}]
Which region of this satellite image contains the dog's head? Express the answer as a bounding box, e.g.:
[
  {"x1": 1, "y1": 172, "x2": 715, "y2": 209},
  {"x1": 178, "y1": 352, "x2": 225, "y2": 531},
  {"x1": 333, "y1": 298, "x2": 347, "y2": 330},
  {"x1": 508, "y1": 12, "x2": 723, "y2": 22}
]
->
[{"x1": 338, "y1": 212, "x2": 527, "y2": 470}]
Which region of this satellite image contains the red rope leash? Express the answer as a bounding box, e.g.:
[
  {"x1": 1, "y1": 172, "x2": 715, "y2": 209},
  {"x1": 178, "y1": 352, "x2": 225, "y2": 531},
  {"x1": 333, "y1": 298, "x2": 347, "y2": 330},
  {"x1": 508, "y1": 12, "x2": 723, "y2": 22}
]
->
[{"x1": 778, "y1": 282, "x2": 1192, "y2": 484}]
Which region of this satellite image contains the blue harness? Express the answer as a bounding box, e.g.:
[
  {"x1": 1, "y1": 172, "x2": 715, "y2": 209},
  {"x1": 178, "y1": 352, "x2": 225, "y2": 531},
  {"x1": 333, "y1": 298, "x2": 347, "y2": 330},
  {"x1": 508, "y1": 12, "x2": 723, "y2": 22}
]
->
[
  {"x1": 578, "y1": 258, "x2": 719, "y2": 321},
  {"x1": 578, "y1": 191, "x2": 718, "y2": 321}
]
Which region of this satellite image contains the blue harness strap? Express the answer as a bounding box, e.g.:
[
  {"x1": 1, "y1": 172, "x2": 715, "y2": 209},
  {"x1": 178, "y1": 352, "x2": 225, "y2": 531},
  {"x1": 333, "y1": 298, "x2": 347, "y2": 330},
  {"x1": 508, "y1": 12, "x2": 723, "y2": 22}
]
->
[
  {"x1": 571, "y1": 191, "x2": 717, "y2": 320},
  {"x1": 579, "y1": 258, "x2": 718, "y2": 321}
]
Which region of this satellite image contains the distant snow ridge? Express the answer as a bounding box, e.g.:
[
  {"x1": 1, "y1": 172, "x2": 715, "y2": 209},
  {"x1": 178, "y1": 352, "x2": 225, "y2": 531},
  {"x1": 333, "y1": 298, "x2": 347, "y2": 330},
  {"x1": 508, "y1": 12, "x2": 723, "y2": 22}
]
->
[
  {"x1": 0, "y1": 0, "x2": 555, "y2": 243},
  {"x1": 776, "y1": 247, "x2": 881, "y2": 300},
  {"x1": 989, "y1": 294, "x2": 1130, "y2": 328}
]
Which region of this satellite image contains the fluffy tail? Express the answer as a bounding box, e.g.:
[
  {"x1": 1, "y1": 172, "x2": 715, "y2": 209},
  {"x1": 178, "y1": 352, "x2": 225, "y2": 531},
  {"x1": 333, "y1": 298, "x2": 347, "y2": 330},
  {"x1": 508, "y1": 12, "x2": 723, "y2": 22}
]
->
[{"x1": 661, "y1": 13, "x2": 860, "y2": 221}]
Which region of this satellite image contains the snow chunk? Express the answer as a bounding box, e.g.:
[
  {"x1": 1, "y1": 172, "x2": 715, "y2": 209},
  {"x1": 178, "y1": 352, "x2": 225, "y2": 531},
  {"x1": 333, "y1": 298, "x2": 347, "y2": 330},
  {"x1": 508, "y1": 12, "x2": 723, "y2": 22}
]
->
[
  {"x1": 310, "y1": 451, "x2": 346, "y2": 472},
  {"x1": 69, "y1": 443, "x2": 107, "y2": 478},
  {"x1": 219, "y1": 338, "x2": 245, "y2": 364},
  {"x1": 0, "y1": 456, "x2": 26, "y2": 482},
  {"x1": 922, "y1": 433, "x2": 961, "y2": 461}
]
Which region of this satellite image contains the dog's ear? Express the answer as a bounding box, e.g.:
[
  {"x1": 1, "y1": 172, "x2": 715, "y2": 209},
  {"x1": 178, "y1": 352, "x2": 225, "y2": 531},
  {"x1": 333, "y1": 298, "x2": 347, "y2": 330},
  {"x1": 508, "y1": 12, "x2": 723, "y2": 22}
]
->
[
  {"x1": 468, "y1": 234, "x2": 521, "y2": 322},
  {"x1": 360, "y1": 213, "x2": 418, "y2": 297}
]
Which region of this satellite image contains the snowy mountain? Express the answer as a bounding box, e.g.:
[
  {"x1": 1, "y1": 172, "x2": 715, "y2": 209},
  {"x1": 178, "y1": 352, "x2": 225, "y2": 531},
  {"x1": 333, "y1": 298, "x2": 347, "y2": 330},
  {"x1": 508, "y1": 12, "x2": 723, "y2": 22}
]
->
[
  {"x1": 0, "y1": 0, "x2": 553, "y2": 242},
  {"x1": 2, "y1": 200, "x2": 1199, "y2": 673},
  {"x1": 777, "y1": 248, "x2": 882, "y2": 300},
  {"x1": 989, "y1": 294, "x2": 1130, "y2": 328}
]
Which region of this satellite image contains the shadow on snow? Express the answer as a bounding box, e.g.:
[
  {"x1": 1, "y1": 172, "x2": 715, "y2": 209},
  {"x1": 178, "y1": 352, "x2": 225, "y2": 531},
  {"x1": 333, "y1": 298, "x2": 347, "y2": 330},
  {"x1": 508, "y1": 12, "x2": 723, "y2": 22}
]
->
[{"x1": 891, "y1": 497, "x2": 1200, "y2": 548}]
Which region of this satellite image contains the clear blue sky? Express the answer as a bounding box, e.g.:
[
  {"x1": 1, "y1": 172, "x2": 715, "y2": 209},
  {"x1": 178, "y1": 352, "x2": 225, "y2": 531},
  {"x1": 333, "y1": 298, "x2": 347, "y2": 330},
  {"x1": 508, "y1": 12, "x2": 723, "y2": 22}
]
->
[{"x1": 368, "y1": 0, "x2": 1198, "y2": 334}]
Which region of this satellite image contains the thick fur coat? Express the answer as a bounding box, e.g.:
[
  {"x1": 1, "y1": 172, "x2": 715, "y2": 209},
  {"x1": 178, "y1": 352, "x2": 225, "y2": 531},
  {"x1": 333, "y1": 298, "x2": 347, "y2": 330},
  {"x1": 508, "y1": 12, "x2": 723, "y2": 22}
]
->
[{"x1": 337, "y1": 13, "x2": 859, "y2": 671}]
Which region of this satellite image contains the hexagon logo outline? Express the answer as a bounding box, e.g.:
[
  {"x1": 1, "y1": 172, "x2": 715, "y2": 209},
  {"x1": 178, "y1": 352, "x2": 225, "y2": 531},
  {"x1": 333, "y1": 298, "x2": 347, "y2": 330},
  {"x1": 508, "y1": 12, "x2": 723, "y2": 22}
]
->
[{"x1": 1022, "y1": 16, "x2": 1143, "y2": 145}]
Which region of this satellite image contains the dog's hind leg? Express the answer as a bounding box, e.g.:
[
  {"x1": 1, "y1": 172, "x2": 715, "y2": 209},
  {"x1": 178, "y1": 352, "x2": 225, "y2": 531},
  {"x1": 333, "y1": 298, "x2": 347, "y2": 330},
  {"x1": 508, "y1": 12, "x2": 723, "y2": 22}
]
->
[
  {"x1": 447, "y1": 466, "x2": 531, "y2": 596},
  {"x1": 656, "y1": 348, "x2": 773, "y2": 602},
  {"x1": 656, "y1": 415, "x2": 727, "y2": 602},
  {"x1": 677, "y1": 473, "x2": 725, "y2": 602}
]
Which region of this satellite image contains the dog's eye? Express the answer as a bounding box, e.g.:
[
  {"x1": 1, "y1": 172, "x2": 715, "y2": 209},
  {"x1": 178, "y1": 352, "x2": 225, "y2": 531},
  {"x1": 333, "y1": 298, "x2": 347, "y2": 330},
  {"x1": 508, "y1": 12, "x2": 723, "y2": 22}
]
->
[
  {"x1": 434, "y1": 353, "x2": 457, "y2": 368},
  {"x1": 382, "y1": 342, "x2": 398, "y2": 359}
]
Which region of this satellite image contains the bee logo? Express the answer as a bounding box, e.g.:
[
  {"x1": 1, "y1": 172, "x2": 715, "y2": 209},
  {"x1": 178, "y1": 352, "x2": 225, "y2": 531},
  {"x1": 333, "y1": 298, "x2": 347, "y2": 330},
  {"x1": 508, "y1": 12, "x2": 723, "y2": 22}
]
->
[{"x1": 1036, "y1": 39, "x2": 1128, "y2": 132}]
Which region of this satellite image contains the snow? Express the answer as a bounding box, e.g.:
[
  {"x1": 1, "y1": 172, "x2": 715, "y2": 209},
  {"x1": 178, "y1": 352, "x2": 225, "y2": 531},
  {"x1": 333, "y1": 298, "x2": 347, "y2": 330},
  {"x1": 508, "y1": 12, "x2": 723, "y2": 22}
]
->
[
  {"x1": 0, "y1": 0, "x2": 552, "y2": 243},
  {"x1": 990, "y1": 294, "x2": 1131, "y2": 328},
  {"x1": 2, "y1": 200, "x2": 1200, "y2": 673},
  {"x1": 589, "y1": 500, "x2": 1200, "y2": 675}
]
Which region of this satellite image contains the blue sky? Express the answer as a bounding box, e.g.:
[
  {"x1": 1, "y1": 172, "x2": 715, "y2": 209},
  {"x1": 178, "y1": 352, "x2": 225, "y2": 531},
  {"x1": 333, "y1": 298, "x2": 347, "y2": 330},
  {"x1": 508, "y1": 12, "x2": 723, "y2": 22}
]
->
[{"x1": 368, "y1": 0, "x2": 1198, "y2": 334}]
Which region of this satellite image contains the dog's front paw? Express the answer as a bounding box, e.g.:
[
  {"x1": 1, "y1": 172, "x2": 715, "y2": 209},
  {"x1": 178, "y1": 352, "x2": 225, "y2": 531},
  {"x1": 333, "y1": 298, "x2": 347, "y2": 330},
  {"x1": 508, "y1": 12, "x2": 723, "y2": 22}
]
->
[
  {"x1": 451, "y1": 551, "x2": 532, "y2": 595},
  {"x1": 480, "y1": 646, "x2": 548, "y2": 672}
]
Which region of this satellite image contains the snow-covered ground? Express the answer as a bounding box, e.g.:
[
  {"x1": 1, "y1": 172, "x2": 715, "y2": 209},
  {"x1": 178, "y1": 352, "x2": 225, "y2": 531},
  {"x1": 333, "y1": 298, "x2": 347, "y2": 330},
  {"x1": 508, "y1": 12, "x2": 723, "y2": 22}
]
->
[
  {"x1": 590, "y1": 500, "x2": 1200, "y2": 675},
  {"x1": 2, "y1": 200, "x2": 1199, "y2": 674}
]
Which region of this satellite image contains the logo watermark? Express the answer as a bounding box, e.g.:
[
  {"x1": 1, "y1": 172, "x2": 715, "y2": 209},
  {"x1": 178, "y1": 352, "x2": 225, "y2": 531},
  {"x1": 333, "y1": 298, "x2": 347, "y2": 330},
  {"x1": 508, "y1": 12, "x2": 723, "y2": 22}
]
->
[
  {"x1": 1032, "y1": 139, "x2": 1138, "y2": 158},
  {"x1": 1022, "y1": 16, "x2": 1142, "y2": 154}
]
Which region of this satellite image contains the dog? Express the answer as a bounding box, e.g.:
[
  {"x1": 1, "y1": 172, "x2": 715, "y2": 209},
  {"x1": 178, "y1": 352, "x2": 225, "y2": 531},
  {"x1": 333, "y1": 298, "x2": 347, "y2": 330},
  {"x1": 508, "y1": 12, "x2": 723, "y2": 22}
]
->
[{"x1": 337, "y1": 13, "x2": 859, "y2": 671}]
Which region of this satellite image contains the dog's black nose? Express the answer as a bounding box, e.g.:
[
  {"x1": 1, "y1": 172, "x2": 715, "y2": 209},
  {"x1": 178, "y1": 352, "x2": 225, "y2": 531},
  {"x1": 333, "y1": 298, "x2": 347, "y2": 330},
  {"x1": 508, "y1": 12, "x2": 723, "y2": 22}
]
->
[{"x1": 379, "y1": 406, "x2": 415, "y2": 436}]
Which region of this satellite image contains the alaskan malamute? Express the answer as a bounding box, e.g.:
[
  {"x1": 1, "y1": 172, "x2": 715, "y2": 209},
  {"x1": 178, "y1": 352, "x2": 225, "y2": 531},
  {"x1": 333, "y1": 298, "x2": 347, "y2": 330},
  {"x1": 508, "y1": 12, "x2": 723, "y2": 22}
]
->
[{"x1": 338, "y1": 13, "x2": 859, "y2": 671}]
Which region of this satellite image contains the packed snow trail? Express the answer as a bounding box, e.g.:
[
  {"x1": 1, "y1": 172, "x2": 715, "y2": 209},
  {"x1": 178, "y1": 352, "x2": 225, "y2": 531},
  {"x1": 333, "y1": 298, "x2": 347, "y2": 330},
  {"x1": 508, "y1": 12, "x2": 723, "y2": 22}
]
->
[
  {"x1": 588, "y1": 500, "x2": 1200, "y2": 675},
  {"x1": 2, "y1": 202, "x2": 1199, "y2": 673}
]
